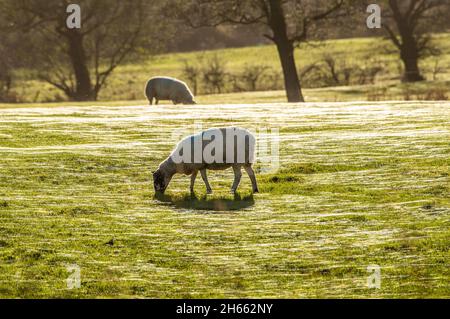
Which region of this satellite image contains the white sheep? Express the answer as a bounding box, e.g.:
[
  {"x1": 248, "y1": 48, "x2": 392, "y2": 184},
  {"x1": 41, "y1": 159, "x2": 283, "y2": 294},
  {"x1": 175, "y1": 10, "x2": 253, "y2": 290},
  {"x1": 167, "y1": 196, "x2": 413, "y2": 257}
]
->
[
  {"x1": 153, "y1": 127, "x2": 259, "y2": 194},
  {"x1": 144, "y1": 76, "x2": 196, "y2": 105}
]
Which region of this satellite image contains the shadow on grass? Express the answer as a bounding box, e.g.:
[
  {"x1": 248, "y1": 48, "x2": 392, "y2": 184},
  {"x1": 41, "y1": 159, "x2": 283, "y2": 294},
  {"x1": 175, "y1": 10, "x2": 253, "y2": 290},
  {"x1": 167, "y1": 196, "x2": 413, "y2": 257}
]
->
[{"x1": 154, "y1": 192, "x2": 255, "y2": 211}]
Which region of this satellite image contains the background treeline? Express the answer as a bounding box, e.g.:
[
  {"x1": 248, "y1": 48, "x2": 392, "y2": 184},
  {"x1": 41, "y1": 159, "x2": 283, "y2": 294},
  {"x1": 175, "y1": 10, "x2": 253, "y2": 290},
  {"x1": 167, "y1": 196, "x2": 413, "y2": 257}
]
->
[
  {"x1": 0, "y1": 0, "x2": 449, "y2": 103},
  {"x1": 181, "y1": 51, "x2": 386, "y2": 95}
]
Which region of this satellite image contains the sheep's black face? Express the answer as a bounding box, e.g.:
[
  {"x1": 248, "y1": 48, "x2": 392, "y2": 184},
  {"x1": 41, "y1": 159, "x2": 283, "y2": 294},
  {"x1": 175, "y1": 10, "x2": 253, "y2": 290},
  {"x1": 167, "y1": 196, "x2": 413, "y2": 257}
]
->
[
  {"x1": 153, "y1": 170, "x2": 167, "y2": 194},
  {"x1": 184, "y1": 97, "x2": 196, "y2": 105}
]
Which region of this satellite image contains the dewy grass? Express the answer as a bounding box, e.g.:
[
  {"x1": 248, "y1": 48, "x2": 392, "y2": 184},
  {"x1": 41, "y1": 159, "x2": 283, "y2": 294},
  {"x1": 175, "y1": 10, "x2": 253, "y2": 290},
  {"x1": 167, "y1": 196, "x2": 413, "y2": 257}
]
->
[{"x1": 0, "y1": 101, "x2": 449, "y2": 298}]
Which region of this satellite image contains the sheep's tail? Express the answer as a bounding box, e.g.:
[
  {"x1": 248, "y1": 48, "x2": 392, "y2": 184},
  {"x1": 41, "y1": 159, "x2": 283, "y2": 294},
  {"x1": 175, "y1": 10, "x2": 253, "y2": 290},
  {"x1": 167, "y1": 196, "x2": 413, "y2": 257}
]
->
[{"x1": 144, "y1": 80, "x2": 154, "y2": 103}]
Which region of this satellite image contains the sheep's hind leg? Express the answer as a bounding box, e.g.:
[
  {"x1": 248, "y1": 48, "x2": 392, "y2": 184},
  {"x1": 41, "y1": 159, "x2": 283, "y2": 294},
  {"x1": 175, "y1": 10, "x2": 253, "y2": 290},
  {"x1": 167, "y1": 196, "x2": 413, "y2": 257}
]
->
[
  {"x1": 231, "y1": 166, "x2": 242, "y2": 193},
  {"x1": 244, "y1": 164, "x2": 259, "y2": 193},
  {"x1": 200, "y1": 169, "x2": 212, "y2": 194},
  {"x1": 147, "y1": 91, "x2": 155, "y2": 105},
  {"x1": 190, "y1": 171, "x2": 198, "y2": 194}
]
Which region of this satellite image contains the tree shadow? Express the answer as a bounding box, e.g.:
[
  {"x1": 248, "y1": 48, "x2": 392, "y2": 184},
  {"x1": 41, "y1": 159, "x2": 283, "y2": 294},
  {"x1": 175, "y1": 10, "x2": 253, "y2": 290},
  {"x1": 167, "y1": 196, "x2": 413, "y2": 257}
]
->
[{"x1": 154, "y1": 192, "x2": 255, "y2": 212}]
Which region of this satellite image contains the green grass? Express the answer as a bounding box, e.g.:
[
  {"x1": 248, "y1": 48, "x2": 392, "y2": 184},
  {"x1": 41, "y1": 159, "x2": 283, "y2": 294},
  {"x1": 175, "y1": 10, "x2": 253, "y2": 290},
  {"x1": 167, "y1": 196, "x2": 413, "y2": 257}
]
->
[
  {"x1": 7, "y1": 33, "x2": 450, "y2": 103},
  {"x1": 0, "y1": 100, "x2": 449, "y2": 298},
  {"x1": 2, "y1": 79, "x2": 449, "y2": 109}
]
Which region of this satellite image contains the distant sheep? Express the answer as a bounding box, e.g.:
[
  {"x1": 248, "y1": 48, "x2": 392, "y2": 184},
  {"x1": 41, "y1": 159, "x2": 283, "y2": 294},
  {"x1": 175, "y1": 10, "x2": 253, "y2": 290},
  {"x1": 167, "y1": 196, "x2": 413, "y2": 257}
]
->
[
  {"x1": 153, "y1": 127, "x2": 259, "y2": 194},
  {"x1": 145, "y1": 76, "x2": 196, "y2": 105}
]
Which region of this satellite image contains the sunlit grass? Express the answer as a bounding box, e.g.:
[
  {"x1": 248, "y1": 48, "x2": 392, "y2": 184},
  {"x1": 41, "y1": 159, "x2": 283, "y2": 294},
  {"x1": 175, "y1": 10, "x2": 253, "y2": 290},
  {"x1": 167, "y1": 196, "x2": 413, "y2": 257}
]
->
[
  {"x1": 0, "y1": 101, "x2": 448, "y2": 298},
  {"x1": 7, "y1": 33, "x2": 450, "y2": 103}
]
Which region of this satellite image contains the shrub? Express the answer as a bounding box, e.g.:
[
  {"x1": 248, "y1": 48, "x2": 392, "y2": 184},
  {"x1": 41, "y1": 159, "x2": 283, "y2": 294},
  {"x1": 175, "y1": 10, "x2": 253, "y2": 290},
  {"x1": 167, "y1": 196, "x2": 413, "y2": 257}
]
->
[{"x1": 202, "y1": 55, "x2": 227, "y2": 94}]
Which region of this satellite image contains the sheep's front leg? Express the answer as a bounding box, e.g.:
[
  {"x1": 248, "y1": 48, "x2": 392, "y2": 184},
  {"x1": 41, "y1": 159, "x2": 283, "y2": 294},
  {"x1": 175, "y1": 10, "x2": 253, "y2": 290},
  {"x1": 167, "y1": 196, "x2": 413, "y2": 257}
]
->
[
  {"x1": 231, "y1": 166, "x2": 242, "y2": 193},
  {"x1": 190, "y1": 171, "x2": 198, "y2": 194},
  {"x1": 244, "y1": 165, "x2": 259, "y2": 193},
  {"x1": 200, "y1": 169, "x2": 212, "y2": 194}
]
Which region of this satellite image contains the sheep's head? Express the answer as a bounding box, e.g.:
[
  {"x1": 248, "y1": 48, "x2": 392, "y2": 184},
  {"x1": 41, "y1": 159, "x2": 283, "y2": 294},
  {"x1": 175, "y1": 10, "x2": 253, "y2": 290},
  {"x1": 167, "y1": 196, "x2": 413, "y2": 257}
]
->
[
  {"x1": 184, "y1": 96, "x2": 196, "y2": 105},
  {"x1": 152, "y1": 169, "x2": 171, "y2": 194}
]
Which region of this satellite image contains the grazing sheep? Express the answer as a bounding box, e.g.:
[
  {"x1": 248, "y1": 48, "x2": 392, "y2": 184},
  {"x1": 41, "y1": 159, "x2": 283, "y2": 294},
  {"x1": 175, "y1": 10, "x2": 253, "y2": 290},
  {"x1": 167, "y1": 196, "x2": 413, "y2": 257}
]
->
[
  {"x1": 153, "y1": 127, "x2": 259, "y2": 194},
  {"x1": 145, "y1": 76, "x2": 196, "y2": 105}
]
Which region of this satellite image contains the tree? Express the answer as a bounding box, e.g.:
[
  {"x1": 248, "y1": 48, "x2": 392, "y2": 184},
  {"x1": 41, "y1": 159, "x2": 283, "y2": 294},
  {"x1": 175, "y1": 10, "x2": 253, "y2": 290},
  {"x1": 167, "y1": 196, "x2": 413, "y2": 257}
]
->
[
  {"x1": 0, "y1": 57, "x2": 13, "y2": 101},
  {"x1": 1, "y1": 0, "x2": 161, "y2": 101},
  {"x1": 168, "y1": 0, "x2": 345, "y2": 102},
  {"x1": 0, "y1": 39, "x2": 13, "y2": 101},
  {"x1": 381, "y1": 0, "x2": 448, "y2": 82},
  {"x1": 0, "y1": 24, "x2": 27, "y2": 102}
]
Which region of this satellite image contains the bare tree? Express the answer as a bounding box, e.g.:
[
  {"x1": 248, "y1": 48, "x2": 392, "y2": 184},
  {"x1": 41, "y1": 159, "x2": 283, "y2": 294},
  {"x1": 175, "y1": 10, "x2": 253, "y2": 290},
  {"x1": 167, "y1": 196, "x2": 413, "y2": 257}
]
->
[
  {"x1": 1, "y1": 0, "x2": 160, "y2": 101},
  {"x1": 429, "y1": 58, "x2": 445, "y2": 81},
  {"x1": 167, "y1": 0, "x2": 345, "y2": 102},
  {"x1": 240, "y1": 64, "x2": 269, "y2": 91},
  {"x1": 381, "y1": 0, "x2": 448, "y2": 82},
  {"x1": 202, "y1": 55, "x2": 227, "y2": 94},
  {"x1": 0, "y1": 44, "x2": 13, "y2": 100},
  {"x1": 0, "y1": 63, "x2": 13, "y2": 102},
  {"x1": 181, "y1": 55, "x2": 206, "y2": 95},
  {"x1": 0, "y1": 25, "x2": 26, "y2": 102}
]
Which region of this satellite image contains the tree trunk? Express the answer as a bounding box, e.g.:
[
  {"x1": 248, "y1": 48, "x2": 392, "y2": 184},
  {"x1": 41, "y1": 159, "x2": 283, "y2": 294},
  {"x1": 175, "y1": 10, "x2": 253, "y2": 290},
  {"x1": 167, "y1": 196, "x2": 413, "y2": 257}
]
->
[
  {"x1": 66, "y1": 31, "x2": 95, "y2": 101},
  {"x1": 267, "y1": 0, "x2": 304, "y2": 103},
  {"x1": 388, "y1": 0, "x2": 425, "y2": 83},
  {"x1": 400, "y1": 39, "x2": 424, "y2": 82}
]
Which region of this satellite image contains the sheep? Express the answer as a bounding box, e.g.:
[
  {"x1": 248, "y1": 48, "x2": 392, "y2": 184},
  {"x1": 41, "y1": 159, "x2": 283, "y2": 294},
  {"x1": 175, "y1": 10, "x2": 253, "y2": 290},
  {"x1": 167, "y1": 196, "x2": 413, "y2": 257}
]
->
[
  {"x1": 152, "y1": 127, "x2": 259, "y2": 195},
  {"x1": 145, "y1": 76, "x2": 196, "y2": 105}
]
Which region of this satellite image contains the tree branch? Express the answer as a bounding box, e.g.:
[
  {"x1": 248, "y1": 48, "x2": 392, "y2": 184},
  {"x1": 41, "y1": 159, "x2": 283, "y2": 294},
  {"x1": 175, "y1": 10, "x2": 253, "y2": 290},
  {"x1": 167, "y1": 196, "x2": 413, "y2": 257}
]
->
[{"x1": 383, "y1": 24, "x2": 402, "y2": 48}]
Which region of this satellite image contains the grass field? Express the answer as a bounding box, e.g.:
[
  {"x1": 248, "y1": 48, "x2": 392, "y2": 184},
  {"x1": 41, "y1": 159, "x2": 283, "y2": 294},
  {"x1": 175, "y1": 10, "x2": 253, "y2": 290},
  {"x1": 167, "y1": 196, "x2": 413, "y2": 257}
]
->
[
  {"x1": 0, "y1": 99, "x2": 449, "y2": 298},
  {"x1": 9, "y1": 33, "x2": 450, "y2": 103}
]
